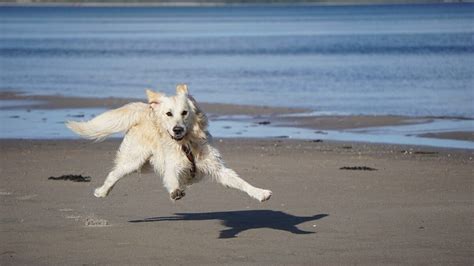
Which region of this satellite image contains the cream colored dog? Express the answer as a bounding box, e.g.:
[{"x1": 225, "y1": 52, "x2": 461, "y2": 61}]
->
[{"x1": 66, "y1": 85, "x2": 272, "y2": 202}]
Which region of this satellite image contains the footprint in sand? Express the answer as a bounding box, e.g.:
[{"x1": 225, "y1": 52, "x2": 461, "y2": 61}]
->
[
  {"x1": 84, "y1": 216, "x2": 109, "y2": 227},
  {"x1": 57, "y1": 208, "x2": 109, "y2": 227}
]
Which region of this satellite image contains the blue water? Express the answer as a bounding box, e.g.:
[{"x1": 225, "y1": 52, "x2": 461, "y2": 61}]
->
[{"x1": 1, "y1": 4, "x2": 473, "y2": 117}]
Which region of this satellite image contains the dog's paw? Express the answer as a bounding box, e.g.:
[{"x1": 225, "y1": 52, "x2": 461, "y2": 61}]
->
[
  {"x1": 94, "y1": 187, "x2": 108, "y2": 198},
  {"x1": 257, "y1": 189, "x2": 272, "y2": 202},
  {"x1": 170, "y1": 189, "x2": 186, "y2": 201}
]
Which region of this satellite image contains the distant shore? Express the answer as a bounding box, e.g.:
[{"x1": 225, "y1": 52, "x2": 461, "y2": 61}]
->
[{"x1": 0, "y1": 0, "x2": 469, "y2": 7}]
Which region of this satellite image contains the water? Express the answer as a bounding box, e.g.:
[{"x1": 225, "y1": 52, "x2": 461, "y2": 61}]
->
[
  {"x1": 1, "y1": 4, "x2": 473, "y2": 118},
  {"x1": 2, "y1": 108, "x2": 473, "y2": 149}
]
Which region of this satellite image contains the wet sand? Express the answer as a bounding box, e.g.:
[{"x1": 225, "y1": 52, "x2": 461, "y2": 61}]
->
[
  {"x1": 274, "y1": 115, "x2": 420, "y2": 130},
  {"x1": 0, "y1": 91, "x2": 306, "y2": 116},
  {"x1": 3, "y1": 91, "x2": 473, "y2": 142},
  {"x1": 419, "y1": 131, "x2": 474, "y2": 142},
  {"x1": 1, "y1": 139, "x2": 472, "y2": 265}
]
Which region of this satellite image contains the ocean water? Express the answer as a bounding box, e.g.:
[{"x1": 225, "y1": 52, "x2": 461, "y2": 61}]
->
[{"x1": 0, "y1": 4, "x2": 473, "y2": 118}]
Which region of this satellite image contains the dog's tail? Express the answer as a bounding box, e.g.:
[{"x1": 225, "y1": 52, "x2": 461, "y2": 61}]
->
[{"x1": 66, "y1": 102, "x2": 148, "y2": 141}]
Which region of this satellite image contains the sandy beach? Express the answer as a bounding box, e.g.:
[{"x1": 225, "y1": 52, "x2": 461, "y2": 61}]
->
[
  {"x1": 1, "y1": 138, "x2": 472, "y2": 265},
  {"x1": 1, "y1": 92, "x2": 473, "y2": 264},
  {"x1": 1, "y1": 4, "x2": 473, "y2": 264}
]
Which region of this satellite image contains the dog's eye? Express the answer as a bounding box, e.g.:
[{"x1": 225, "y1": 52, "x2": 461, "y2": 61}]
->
[
  {"x1": 181, "y1": 110, "x2": 188, "y2": 116},
  {"x1": 166, "y1": 112, "x2": 173, "y2": 117}
]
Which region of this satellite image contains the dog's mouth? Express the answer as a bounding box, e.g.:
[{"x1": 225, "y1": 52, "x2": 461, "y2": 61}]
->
[
  {"x1": 170, "y1": 133, "x2": 186, "y2": 141},
  {"x1": 172, "y1": 135, "x2": 184, "y2": 141}
]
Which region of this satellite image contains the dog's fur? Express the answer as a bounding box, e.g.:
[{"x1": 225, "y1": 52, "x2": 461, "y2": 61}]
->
[{"x1": 66, "y1": 85, "x2": 272, "y2": 202}]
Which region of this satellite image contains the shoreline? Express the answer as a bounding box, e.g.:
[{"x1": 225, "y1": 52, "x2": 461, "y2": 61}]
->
[
  {"x1": 2, "y1": 137, "x2": 473, "y2": 154},
  {"x1": 1, "y1": 138, "x2": 472, "y2": 264},
  {"x1": 0, "y1": 91, "x2": 308, "y2": 116},
  {"x1": 1, "y1": 91, "x2": 473, "y2": 146}
]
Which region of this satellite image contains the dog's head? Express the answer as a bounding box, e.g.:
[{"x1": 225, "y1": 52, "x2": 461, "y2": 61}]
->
[{"x1": 146, "y1": 84, "x2": 208, "y2": 142}]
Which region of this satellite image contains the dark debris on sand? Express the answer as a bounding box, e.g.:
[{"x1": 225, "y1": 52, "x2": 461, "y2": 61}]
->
[
  {"x1": 401, "y1": 150, "x2": 439, "y2": 155},
  {"x1": 48, "y1": 175, "x2": 91, "y2": 182},
  {"x1": 339, "y1": 166, "x2": 378, "y2": 171}
]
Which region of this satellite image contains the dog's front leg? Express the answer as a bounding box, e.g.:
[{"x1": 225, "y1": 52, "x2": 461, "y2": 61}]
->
[{"x1": 163, "y1": 166, "x2": 185, "y2": 201}]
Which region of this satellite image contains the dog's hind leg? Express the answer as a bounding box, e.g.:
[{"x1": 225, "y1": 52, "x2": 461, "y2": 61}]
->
[
  {"x1": 199, "y1": 146, "x2": 272, "y2": 202},
  {"x1": 196, "y1": 145, "x2": 272, "y2": 201},
  {"x1": 94, "y1": 137, "x2": 151, "y2": 198},
  {"x1": 213, "y1": 167, "x2": 272, "y2": 202}
]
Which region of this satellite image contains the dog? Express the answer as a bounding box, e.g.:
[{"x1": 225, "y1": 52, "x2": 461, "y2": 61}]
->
[{"x1": 66, "y1": 84, "x2": 272, "y2": 202}]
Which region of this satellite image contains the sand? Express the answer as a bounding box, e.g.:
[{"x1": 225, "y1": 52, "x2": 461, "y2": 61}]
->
[
  {"x1": 1, "y1": 138, "x2": 472, "y2": 265},
  {"x1": 1, "y1": 90, "x2": 473, "y2": 263}
]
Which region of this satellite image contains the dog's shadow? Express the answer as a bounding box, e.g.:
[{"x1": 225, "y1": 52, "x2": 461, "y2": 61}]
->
[{"x1": 129, "y1": 210, "x2": 328, "y2": 239}]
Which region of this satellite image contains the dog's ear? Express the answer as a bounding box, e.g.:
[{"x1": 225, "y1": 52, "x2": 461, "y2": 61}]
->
[
  {"x1": 187, "y1": 95, "x2": 209, "y2": 141},
  {"x1": 146, "y1": 89, "x2": 162, "y2": 110},
  {"x1": 176, "y1": 84, "x2": 189, "y2": 96}
]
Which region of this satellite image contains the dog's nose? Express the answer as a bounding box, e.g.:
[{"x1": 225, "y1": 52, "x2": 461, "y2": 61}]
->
[{"x1": 173, "y1": 126, "x2": 184, "y2": 135}]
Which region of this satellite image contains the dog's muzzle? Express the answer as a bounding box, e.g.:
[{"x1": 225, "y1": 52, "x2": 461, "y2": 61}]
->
[{"x1": 171, "y1": 126, "x2": 185, "y2": 141}]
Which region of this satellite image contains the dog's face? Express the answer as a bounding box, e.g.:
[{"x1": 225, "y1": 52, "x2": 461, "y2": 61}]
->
[{"x1": 147, "y1": 84, "x2": 195, "y2": 141}]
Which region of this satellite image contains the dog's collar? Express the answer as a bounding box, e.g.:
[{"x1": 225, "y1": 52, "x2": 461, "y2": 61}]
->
[{"x1": 181, "y1": 144, "x2": 196, "y2": 178}]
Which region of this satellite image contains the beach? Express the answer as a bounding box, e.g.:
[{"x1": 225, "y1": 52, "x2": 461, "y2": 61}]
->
[
  {"x1": 1, "y1": 92, "x2": 472, "y2": 265},
  {"x1": 1, "y1": 137, "x2": 472, "y2": 265},
  {"x1": 1, "y1": 4, "x2": 473, "y2": 264},
  {"x1": 0, "y1": 93, "x2": 473, "y2": 264}
]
